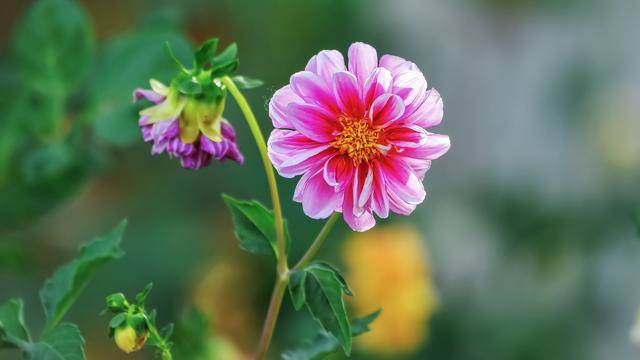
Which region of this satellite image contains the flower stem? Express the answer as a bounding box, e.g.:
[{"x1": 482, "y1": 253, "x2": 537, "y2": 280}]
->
[
  {"x1": 221, "y1": 76, "x2": 288, "y2": 276},
  {"x1": 221, "y1": 76, "x2": 289, "y2": 359},
  {"x1": 293, "y1": 212, "x2": 340, "y2": 271}
]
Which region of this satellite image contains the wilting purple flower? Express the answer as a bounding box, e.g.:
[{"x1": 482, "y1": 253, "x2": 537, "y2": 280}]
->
[{"x1": 134, "y1": 79, "x2": 244, "y2": 169}]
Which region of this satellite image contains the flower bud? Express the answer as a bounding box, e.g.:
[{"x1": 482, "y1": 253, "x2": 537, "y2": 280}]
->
[
  {"x1": 114, "y1": 325, "x2": 149, "y2": 354},
  {"x1": 105, "y1": 293, "x2": 128, "y2": 313}
]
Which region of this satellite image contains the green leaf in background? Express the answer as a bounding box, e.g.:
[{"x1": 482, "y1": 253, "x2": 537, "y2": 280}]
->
[
  {"x1": 39, "y1": 219, "x2": 127, "y2": 333},
  {"x1": 0, "y1": 298, "x2": 31, "y2": 348},
  {"x1": 88, "y1": 25, "x2": 192, "y2": 146},
  {"x1": 635, "y1": 208, "x2": 640, "y2": 239},
  {"x1": 171, "y1": 308, "x2": 212, "y2": 360},
  {"x1": 222, "y1": 194, "x2": 291, "y2": 259},
  {"x1": 231, "y1": 75, "x2": 264, "y2": 89},
  {"x1": 24, "y1": 323, "x2": 85, "y2": 360},
  {"x1": 302, "y1": 262, "x2": 353, "y2": 355},
  {"x1": 195, "y1": 38, "x2": 219, "y2": 69},
  {"x1": 14, "y1": 0, "x2": 94, "y2": 96},
  {"x1": 281, "y1": 310, "x2": 381, "y2": 360}
]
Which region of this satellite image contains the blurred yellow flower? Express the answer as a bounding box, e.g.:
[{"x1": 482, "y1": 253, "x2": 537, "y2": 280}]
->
[{"x1": 343, "y1": 224, "x2": 438, "y2": 355}]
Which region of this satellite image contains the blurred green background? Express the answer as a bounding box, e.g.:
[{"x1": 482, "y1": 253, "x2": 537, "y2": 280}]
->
[{"x1": 1, "y1": 0, "x2": 640, "y2": 359}]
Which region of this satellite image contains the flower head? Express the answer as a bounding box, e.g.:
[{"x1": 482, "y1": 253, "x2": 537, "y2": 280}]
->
[
  {"x1": 134, "y1": 79, "x2": 243, "y2": 170},
  {"x1": 268, "y1": 42, "x2": 450, "y2": 231},
  {"x1": 133, "y1": 39, "x2": 261, "y2": 170},
  {"x1": 114, "y1": 323, "x2": 149, "y2": 354}
]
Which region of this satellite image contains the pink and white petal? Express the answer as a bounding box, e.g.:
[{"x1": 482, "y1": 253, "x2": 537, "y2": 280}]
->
[
  {"x1": 407, "y1": 158, "x2": 432, "y2": 181},
  {"x1": 287, "y1": 103, "x2": 338, "y2": 142},
  {"x1": 299, "y1": 169, "x2": 343, "y2": 219},
  {"x1": 383, "y1": 125, "x2": 429, "y2": 148},
  {"x1": 323, "y1": 154, "x2": 355, "y2": 192},
  {"x1": 363, "y1": 67, "x2": 392, "y2": 108},
  {"x1": 379, "y1": 54, "x2": 419, "y2": 78},
  {"x1": 269, "y1": 85, "x2": 303, "y2": 129},
  {"x1": 354, "y1": 164, "x2": 374, "y2": 216},
  {"x1": 402, "y1": 133, "x2": 451, "y2": 160},
  {"x1": 404, "y1": 88, "x2": 444, "y2": 128},
  {"x1": 315, "y1": 50, "x2": 346, "y2": 86},
  {"x1": 348, "y1": 42, "x2": 378, "y2": 87},
  {"x1": 392, "y1": 70, "x2": 427, "y2": 107},
  {"x1": 369, "y1": 93, "x2": 405, "y2": 128},
  {"x1": 370, "y1": 163, "x2": 390, "y2": 218},
  {"x1": 133, "y1": 88, "x2": 164, "y2": 104},
  {"x1": 342, "y1": 183, "x2": 376, "y2": 232},
  {"x1": 380, "y1": 158, "x2": 426, "y2": 208},
  {"x1": 305, "y1": 55, "x2": 318, "y2": 73},
  {"x1": 268, "y1": 129, "x2": 333, "y2": 178},
  {"x1": 290, "y1": 71, "x2": 339, "y2": 113},
  {"x1": 333, "y1": 71, "x2": 365, "y2": 117}
]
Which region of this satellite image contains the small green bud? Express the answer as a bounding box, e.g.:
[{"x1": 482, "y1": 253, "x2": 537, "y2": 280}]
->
[
  {"x1": 106, "y1": 293, "x2": 128, "y2": 313},
  {"x1": 114, "y1": 324, "x2": 149, "y2": 354}
]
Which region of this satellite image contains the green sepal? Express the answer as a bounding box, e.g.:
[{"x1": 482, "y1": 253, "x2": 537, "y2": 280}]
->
[
  {"x1": 175, "y1": 75, "x2": 202, "y2": 95},
  {"x1": 164, "y1": 41, "x2": 189, "y2": 73},
  {"x1": 195, "y1": 38, "x2": 219, "y2": 69},
  {"x1": 212, "y1": 43, "x2": 238, "y2": 68},
  {"x1": 231, "y1": 75, "x2": 264, "y2": 89},
  {"x1": 135, "y1": 283, "x2": 154, "y2": 305}
]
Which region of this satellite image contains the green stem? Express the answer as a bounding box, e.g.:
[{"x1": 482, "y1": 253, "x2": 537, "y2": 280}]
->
[
  {"x1": 293, "y1": 213, "x2": 340, "y2": 271},
  {"x1": 221, "y1": 76, "x2": 287, "y2": 275},
  {"x1": 147, "y1": 322, "x2": 172, "y2": 360}
]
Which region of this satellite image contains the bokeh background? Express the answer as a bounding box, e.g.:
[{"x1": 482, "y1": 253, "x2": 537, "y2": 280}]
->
[{"x1": 1, "y1": 0, "x2": 640, "y2": 359}]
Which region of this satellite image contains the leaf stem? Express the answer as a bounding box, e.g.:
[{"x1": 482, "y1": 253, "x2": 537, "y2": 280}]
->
[{"x1": 293, "y1": 212, "x2": 340, "y2": 271}]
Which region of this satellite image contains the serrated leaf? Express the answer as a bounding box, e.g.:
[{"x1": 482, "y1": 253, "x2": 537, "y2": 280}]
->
[
  {"x1": 14, "y1": 0, "x2": 94, "y2": 96},
  {"x1": 222, "y1": 194, "x2": 291, "y2": 258},
  {"x1": 231, "y1": 75, "x2": 263, "y2": 89},
  {"x1": 24, "y1": 322, "x2": 85, "y2": 360},
  {"x1": 135, "y1": 283, "x2": 153, "y2": 305},
  {"x1": 0, "y1": 298, "x2": 31, "y2": 348},
  {"x1": 303, "y1": 263, "x2": 352, "y2": 355},
  {"x1": 281, "y1": 310, "x2": 381, "y2": 360},
  {"x1": 288, "y1": 270, "x2": 307, "y2": 311},
  {"x1": 40, "y1": 220, "x2": 127, "y2": 333},
  {"x1": 195, "y1": 38, "x2": 219, "y2": 69}
]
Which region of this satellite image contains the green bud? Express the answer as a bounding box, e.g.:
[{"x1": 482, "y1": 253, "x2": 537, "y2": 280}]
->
[{"x1": 105, "y1": 293, "x2": 128, "y2": 313}]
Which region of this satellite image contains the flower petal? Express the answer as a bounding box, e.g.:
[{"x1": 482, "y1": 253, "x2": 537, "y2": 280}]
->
[
  {"x1": 323, "y1": 154, "x2": 355, "y2": 192},
  {"x1": 299, "y1": 168, "x2": 343, "y2": 219},
  {"x1": 379, "y1": 159, "x2": 426, "y2": 215},
  {"x1": 371, "y1": 163, "x2": 390, "y2": 218},
  {"x1": 363, "y1": 67, "x2": 392, "y2": 108},
  {"x1": 290, "y1": 71, "x2": 338, "y2": 113},
  {"x1": 379, "y1": 54, "x2": 419, "y2": 78},
  {"x1": 348, "y1": 42, "x2": 378, "y2": 87},
  {"x1": 369, "y1": 93, "x2": 405, "y2": 128},
  {"x1": 267, "y1": 129, "x2": 332, "y2": 178},
  {"x1": 403, "y1": 88, "x2": 444, "y2": 128},
  {"x1": 133, "y1": 89, "x2": 164, "y2": 104},
  {"x1": 314, "y1": 50, "x2": 346, "y2": 86},
  {"x1": 269, "y1": 85, "x2": 303, "y2": 129},
  {"x1": 392, "y1": 70, "x2": 427, "y2": 107},
  {"x1": 342, "y1": 182, "x2": 376, "y2": 232},
  {"x1": 383, "y1": 125, "x2": 429, "y2": 149},
  {"x1": 402, "y1": 133, "x2": 451, "y2": 160},
  {"x1": 333, "y1": 71, "x2": 364, "y2": 117},
  {"x1": 287, "y1": 103, "x2": 338, "y2": 142}
]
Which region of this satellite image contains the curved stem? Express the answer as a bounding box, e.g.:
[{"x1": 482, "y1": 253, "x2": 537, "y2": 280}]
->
[
  {"x1": 293, "y1": 212, "x2": 340, "y2": 271},
  {"x1": 221, "y1": 76, "x2": 289, "y2": 359},
  {"x1": 221, "y1": 76, "x2": 287, "y2": 275}
]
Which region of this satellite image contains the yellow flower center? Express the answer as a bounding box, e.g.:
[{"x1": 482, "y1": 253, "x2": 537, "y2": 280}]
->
[{"x1": 331, "y1": 116, "x2": 381, "y2": 166}]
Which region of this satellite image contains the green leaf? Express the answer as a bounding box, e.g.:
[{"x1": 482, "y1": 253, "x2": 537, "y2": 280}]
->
[
  {"x1": 222, "y1": 194, "x2": 291, "y2": 258},
  {"x1": 281, "y1": 310, "x2": 381, "y2": 360},
  {"x1": 231, "y1": 75, "x2": 264, "y2": 89},
  {"x1": 303, "y1": 262, "x2": 352, "y2": 355},
  {"x1": 288, "y1": 270, "x2": 307, "y2": 311},
  {"x1": 14, "y1": 0, "x2": 95, "y2": 96},
  {"x1": 212, "y1": 43, "x2": 238, "y2": 68},
  {"x1": 195, "y1": 38, "x2": 219, "y2": 69},
  {"x1": 310, "y1": 262, "x2": 352, "y2": 296},
  {"x1": 108, "y1": 313, "x2": 126, "y2": 330},
  {"x1": 211, "y1": 59, "x2": 239, "y2": 78},
  {"x1": 0, "y1": 298, "x2": 31, "y2": 348},
  {"x1": 24, "y1": 322, "x2": 85, "y2": 360},
  {"x1": 40, "y1": 220, "x2": 127, "y2": 332}
]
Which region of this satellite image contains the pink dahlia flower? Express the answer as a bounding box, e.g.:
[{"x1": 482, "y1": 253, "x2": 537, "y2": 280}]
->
[
  {"x1": 267, "y1": 42, "x2": 450, "y2": 231},
  {"x1": 134, "y1": 80, "x2": 244, "y2": 170}
]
